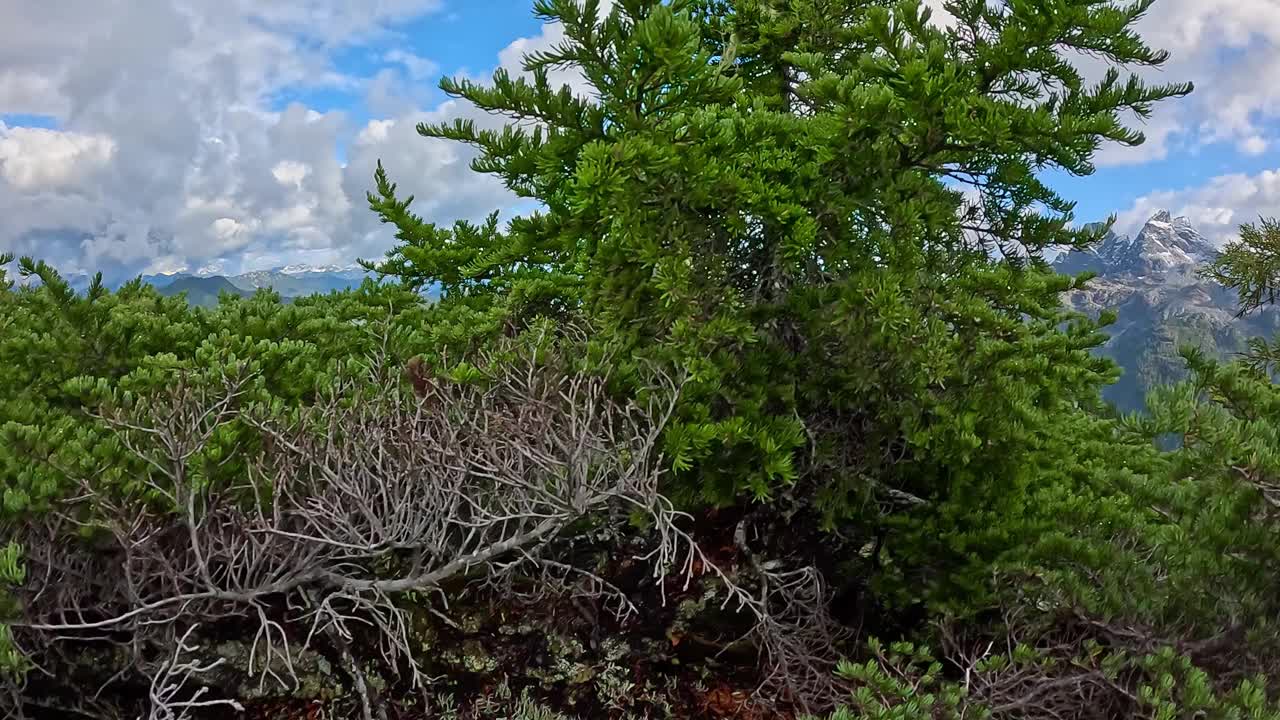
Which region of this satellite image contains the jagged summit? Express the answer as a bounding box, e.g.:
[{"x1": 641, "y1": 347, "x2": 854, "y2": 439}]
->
[
  {"x1": 1055, "y1": 210, "x2": 1218, "y2": 278},
  {"x1": 1055, "y1": 211, "x2": 1279, "y2": 413}
]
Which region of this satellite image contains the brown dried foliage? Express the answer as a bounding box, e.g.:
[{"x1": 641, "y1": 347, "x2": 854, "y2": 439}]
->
[{"x1": 1, "y1": 347, "x2": 846, "y2": 719}]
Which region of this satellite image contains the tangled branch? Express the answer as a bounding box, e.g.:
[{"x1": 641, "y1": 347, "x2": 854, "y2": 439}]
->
[{"x1": 4, "y1": 349, "x2": 685, "y2": 717}]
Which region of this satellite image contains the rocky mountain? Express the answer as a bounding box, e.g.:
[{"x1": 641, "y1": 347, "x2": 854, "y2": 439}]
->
[
  {"x1": 149, "y1": 264, "x2": 378, "y2": 306},
  {"x1": 56, "y1": 270, "x2": 191, "y2": 295},
  {"x1": 1055, "y1": 211, "x2": 1280, "y2": 412},
  {"x1": 139, "y1": 272, "x2": 192, "y2": 289},
  {"x1": 1055, "y1": 211, "x2": 1218, "y2": 278},
  {"x1": 226, "y1": 264, "x2": 373, "y2": 297}
]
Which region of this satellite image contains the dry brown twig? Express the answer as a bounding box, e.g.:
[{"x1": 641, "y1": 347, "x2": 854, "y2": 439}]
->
[
  {"x1": 147, "y1": 625, "x2": 246, "y2": 720},
  {"x1": 0, "y1": 342, "x2": 846, "y2": 718}
]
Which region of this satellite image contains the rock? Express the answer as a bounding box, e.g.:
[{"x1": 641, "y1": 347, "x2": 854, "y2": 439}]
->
[
  {"x1": 1055, "y1": 211, "x2": 1280, "y2": 412},
  {"x1": 201, "y1": 639, "x2": 341, "y2": 701}
]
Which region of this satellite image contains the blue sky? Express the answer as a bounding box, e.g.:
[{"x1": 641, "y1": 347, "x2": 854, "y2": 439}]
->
[
  {"x1": 1048, "y1": 136, "x2": 1280, "y2": 230},
  {"x1": 262, "y1": 2, "x2": 545, "y2": 146},
  {"x1": 0, "y1": 0, "x2": 1278, "y2": 276}
]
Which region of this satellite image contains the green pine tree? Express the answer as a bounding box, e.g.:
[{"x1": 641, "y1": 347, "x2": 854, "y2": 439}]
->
[{"x1": 366, "y1": 0, "x2": 1190, "y2": 611}]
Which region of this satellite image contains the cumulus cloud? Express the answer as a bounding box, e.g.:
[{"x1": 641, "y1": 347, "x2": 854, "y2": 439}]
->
[
  {"x1": 1239, "y1": 135, "x2": 1270, "y2": 157},
  {"x1": 1093, "y1": 111, "x2": 1185, "y2": 167},
  {"x1": 495, "y1": 0, "x2": 614, "y2": 96},
  {"x1": 0, "y1": 125, "x2": 116, "y2": 191},
  {"x1": 1114, "y1": 167, "x2": 1280, "y2": 245},
  {"x1": 0, "y1": 0, "x2": 516, "y2": 279},
  {"x1": 1084, "y1": 0, "x2": 1280, "y2": 166},
  {"x1": 338, "y1": 100, "x2": 513, "y2": 263},
  {"x1": 383, "y1": 50, "x2": 441, "y2": 81},
  {"x1": 914, "y1": 0, "x2": 1276, "y2": 168}
]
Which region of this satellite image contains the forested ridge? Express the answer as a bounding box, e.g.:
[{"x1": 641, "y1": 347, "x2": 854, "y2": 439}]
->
[{"x1": 3, "y1": 1, "x2": 1280, "y2": 718}]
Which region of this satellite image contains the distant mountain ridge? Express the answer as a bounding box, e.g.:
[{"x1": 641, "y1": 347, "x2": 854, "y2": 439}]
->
[
  {"x1": 1054, "y1": 211, "x2": 1280, "y2": 412},
  {"x1": 156, "y1": 276, "x2": 253, "y2": 308},
  {"x1": 1055, "y1": 211, "x2": 1219, "y2": 278},
  {"x1": 59, "y1": 263, "x2": 379, "y2": 300},
  {"x1": 48, "y1": 261, "x2": 446, "y2": 307},
  {"x1": 228, "y1": 264, "x2": 371, "y2": 297},
  {"x1": 44, "y1": 215, "x2": 1264, "y2": 412}
]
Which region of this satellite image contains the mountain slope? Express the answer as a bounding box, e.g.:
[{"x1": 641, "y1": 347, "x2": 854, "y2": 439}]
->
[
  {"x1": 227, "y1": 264, "x2": 372, "y2": 296},
  {"x1": 54, "y1": 263, "x2": 434, "y2": 303},
  {"x1": 139, "y1": 272, "x2": 191, "y2": 290},
  {"x1": 1055, "y1": 211, "x2": 1280, "y2": 412},
  {"x1": 157, "y1": 276, "x2": 252, "y2": 308}
]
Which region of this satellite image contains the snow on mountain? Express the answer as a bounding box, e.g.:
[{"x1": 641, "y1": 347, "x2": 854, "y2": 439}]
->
[
  {"x1": 224, "y1": 270, "x2": 276, "y2": 289},
  {"x1": 1055, "y1": 210, "x2": 1218, "y2": 278},
  {"x1": 225, "y1": 264, "x2": 375, "y2": 295},
  {"x1": 142, "y1": 262, "x2": 365, "y2": 281},
  {"x1": 1121, "y1": 211, "x2": 1218, "y2": 274},
  {"x1": 275, "y1": 263, "x2": 364, "y2": 275},
  {"x1": 195, "y1": 260, "x2": 229, "y2": 277},
  {"x1": 1054, "y1": 210, "x2": 1278, "y2": 412}
]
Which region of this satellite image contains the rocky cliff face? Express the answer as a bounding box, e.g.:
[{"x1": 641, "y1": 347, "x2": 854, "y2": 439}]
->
[
  {"x1": 1055, "y1": 211, "x2": 1218, "y2": 279},
  {"x1": 1054, "y1": 211, "x2": 1280, "y2": 412}
]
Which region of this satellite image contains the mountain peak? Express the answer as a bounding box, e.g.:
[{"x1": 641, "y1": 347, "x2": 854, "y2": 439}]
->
[
  {"x1": 1143, "y1": 209, "x2": 1197, "y2": 230},
  {"x1": 1055, "y1": 211, "x2": 1271, "y2": 414},
  {"x1": 1055, "y1": 211, "x2": 1216, "y2": 278},
  {"x1": 1125, "y1": 211, "x2": 1216, "y2": 275}
]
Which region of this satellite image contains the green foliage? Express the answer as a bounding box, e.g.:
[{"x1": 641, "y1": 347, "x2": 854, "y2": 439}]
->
[
  {"x1": 13, "y1": 3, "x2": 1280, "y2": 718},
  {"x1": 0, "y1": 261, "x2": 431, "y2": 517},
  {"x1": 360, "y1": 3, "x2": 1280, "y2": 715},
  {"x1": 1079, "y1": 219, "x2": 1280, "y2": 658},
  {"x1": 1137, "y1": 648, "x2": 1280, "y2": 720},
  {"x1": 825, "y1": 638, "x2": 976, "y2": 720},
  {"x1": 155, "y1": 275, "x2": 254, "y2": 307},
  {"x1": 366, "y1": 0, "x2": 1188, "y2": 615},
  {"x1": 1205, "y1": 217, "x2": 1280, "y2": 315},
  {"x1": 818, "y1": 638, "x2": 1280, "y2": 720},
  {"x1": 0, "y1": 255, "x2": 444, "y2": 683}
]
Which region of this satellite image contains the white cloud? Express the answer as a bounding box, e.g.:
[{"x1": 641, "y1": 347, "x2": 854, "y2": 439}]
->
[
  {"x1": 235, "y1": 0, "x2": 443, "y2": 45},
  {"x1": 355, "y1": 119, "x2": 396, "y2": 146},
  {"x1": 496, "y1": 0, "x2": 613, "y2": 96},
  {"x1": 340, "y1": 101, "x2": 512, "y2": 260},
  {"x1": 210, "y1": 217, "x2": 256, "y2": 250},
  {"x1": 1115, "y1": 167, "x2": 1280, "y2": 245},
  {"x1": 1086, "y1": 0, "x2": 1280, "y2": 166},
  {"x1": 0, "y1": 125, "x2": 116, "y2": 191},
  {"x1": 0, "y1": 71, "x2": 66, "y2": 117},
  {"x1": 1093, "y1": 111, "x2": 1184, "y2": 167},
  {"x1": 2, "y1": 0, "x2": 1270, "y2": 278},
  {"x1": 1240, "y1": 135, "x2": 1269, "y2": 156},
  {"x1": 266, "y1": 204, "x2": 317, "y2": 232},
  {"x1": 920, "y1": 0, "x2": 956, "y2": 28},
  {"x1": 271, "y1": 160, "x2": 311, "y2": 189},
  {"x1": 383, "y1": 49, "x2": 440, "y2": 81},
  {"x1": 0, "y1": 0, "x2": 505, "y2": 278}
]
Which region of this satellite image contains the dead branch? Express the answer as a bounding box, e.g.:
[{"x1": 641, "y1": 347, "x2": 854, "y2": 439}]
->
[{"x1": 2, "y1": 343, "x2": 845, "y2": 716}]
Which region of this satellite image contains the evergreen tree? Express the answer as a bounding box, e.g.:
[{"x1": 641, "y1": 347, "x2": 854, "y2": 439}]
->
[
  {"x1": 366, "y1": 0, "x2": 1190, "y2": 610},
  {"x1": 1126, "y1": 216, "x2": 1280, "y2": 666}
]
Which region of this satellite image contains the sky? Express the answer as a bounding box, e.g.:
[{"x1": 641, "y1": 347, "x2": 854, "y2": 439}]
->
[{"x1": 0, "y1": 0, "x2": 1277, "y2": 279}]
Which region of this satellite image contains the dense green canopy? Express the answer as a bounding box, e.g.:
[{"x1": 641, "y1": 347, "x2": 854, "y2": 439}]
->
[{"x1": 363, "y1": 0, "x2": 1182, "y2": 610}]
